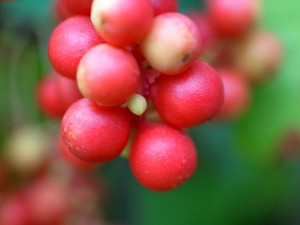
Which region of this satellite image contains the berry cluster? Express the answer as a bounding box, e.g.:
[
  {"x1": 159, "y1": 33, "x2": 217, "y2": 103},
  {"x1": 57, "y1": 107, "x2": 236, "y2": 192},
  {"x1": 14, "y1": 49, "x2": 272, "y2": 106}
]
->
[
  {"x1": 0, "y1": 126, "x2": 107, "y2": 225},
  {"x1": 37, "y1": 0, "x2": 282, "y2": 192}
]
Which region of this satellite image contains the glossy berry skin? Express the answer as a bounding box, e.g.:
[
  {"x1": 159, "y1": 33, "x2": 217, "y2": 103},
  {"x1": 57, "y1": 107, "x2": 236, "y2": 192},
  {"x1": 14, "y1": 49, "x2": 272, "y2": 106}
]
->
[
  {"x1": 152, "y1": 61, "x2": 224, "y2": 128},
  {"x1": 77, "y1": 44, "x2": 140, "y2": 106},
  {"x1": 141, "y1": 12, "x2": 202, "y2": 75},
  {"x1": 61, "y1": 98, "x2": 132, "y2": 162},
  {"x1": 130, "y1": 124, "x2": 197, "y2": 192},
  {"x1": 37, "y1": 71, "x2": 82, "y2": 118},
  {"x1": 91, "y1": 0, "x2": 154, "y2": 46},
  {"x1": 208, "y1": 0, "x2": 260, "y2": 38},
  {"x1": 217, "y1": 69, "x2": 251, "y2": 119},
  {"x1": 48, "y1": 16, "x2": 103, "y2": 79},
  {"x1": 150, "y1": 0, "x2": 178, "y2": 16}
]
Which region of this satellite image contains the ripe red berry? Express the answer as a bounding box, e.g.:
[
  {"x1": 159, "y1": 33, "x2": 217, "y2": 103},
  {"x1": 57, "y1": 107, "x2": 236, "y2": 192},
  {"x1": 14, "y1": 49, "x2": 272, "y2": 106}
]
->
[
  {"x1": 151, "y1": 60, "x2": 224, "y2": 127},
  {"x1": 61, "y1": 98, "x2": 132, "y2": 162},
  {"x1": 77, "y1": 44, "x2": 140, "y2": 106},
  {"x1": 140, "y1": 12, "x2": 202, "y2": 75},
  {"x1": 217, "y1": 69, "x2": 251, "y2": 119},
  {"x1": 130, "y1": 123, "x2": 197, "y2": 191},
  {"x1": 150, "y1": 0, "x2": 178, "y2": 16},
  {"x1": 208, "y1": 0, "x2": 260, "y2": 37},
  {"x1": 91, "y1": 0, "x2": 154, "y2": 46},
  {"x1": 53, "y1": 0, "x2": 73, "y2": 21},
  {"x1": 36, "y1": 71, "x2": 82, "y2": 118},
  {"x1": 57, "y1": 134, "x2": 96, "y2": 170},
  {"x1": 48, "y1": 16, "x2": 104, "y2": 79}
]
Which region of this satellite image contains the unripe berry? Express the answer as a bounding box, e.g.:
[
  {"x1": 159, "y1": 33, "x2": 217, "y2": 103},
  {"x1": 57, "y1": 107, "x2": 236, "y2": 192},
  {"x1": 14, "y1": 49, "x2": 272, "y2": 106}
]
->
[
  {"x1": 36, "y1": 71, "x2": 82, "y2": 118},
  {"x1": 130, "y1": 124, "x2": 197, "y2": 191},
  {"x1": 233, "y1": 30, "x2": 282, "y2": 84},
  {"x1": 91, "y1": 0, "x2": 154, "y2": 46},
  {"x1": 77, "y1": 44, "x2": 140, "y2": 106},
  {"x1": 152, "y1": 61, "x2": 224, "y2": 127},
  {"x1": 141, "y1": 12, "x2": 202, "y2": 75},
  {"x1": 48, "y1": 16, "x2": 104, "y2": 79},
  {"x1": 217, "y1": 69, "x2": 251, "y2": 119},
  {"x1": 61, "y1": 98, "x2": 132, "y2": 162}
]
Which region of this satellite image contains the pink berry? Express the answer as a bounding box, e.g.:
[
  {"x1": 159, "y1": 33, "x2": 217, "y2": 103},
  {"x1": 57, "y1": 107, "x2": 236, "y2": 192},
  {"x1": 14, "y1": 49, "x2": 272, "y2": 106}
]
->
[
  {"x1": 36, "y1": 71, "x2": 82, "y2": 118},
  {"x1": 61, "y1": 98, "x2": 132, "y2": 162},
  {"x1": 77, "y1": 44, "x2": 140, "y2": 106},
  {"x1": 151, "y1": 60, "x2": 224, "y2": 127},
  {"x1": 91, "y1": 0, "x2": 154, "y2": 46},
  {"x1": 130, "y1": 123, "x2": 197, "y2": 191},
  {"x1": 217, "y1": 69, "x2": 251, "y2": 119},
  {"x1": 48, "y1": 16, "x2": 104, "y2": 79},
  {"x1": 140, "y1": 12, "x2": 202, "y2": 75}
]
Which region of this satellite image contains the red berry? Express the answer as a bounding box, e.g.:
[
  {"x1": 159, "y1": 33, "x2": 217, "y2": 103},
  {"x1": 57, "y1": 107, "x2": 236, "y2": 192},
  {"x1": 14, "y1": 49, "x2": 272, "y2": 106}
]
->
[
  {"x1": 150, "y1": 0, "x2": 178, "y2": 16},
  {"x1": 140, "y1": 12, "x2": 202, "y2": 75},
  {"x1": 57, "y1": 134, "x2": 96, "y2": 170},
  {"x1": 61, "y1": 98, "x2": 132, "y2": 162},
  {"x1": 152, "y1": 60, "x2": 224, "y2": 127},
  {"x1": 64, "y1": 0, "x2": 93, "y2": 16},
  {"x1": 25, "y1": 179, "x2": 69, "y2": 225},
  {"x1": 130, "y1": 124, "x2": 197, "y2": 191},
  {"x1": 36, "y1": 71, "x2": 82, "y2": 118},
  {"x1": 77, "y1": 44, "x2": 140, "y2": 106},
  {"x1": 91, "y1": 0, "x2": 154, "y2": 46},
  {"x1": 208, "y1": 0, "x2": 260, "y2": 37},
  {"x1": 217, "y1": 69, "x2": 251, "y2": 119},
  {"x1": 53, "y1": 0, "x2": 74, "y2": 21},
  {"x1": 48, "y1": 16, "x2": 104, "y2": 79}
]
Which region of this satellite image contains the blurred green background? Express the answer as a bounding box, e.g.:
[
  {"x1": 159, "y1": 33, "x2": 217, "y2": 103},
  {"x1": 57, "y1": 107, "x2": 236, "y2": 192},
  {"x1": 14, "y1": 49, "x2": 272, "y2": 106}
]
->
[{"x1": 1, "y1": 0, "x2": 300, "y2": 225}]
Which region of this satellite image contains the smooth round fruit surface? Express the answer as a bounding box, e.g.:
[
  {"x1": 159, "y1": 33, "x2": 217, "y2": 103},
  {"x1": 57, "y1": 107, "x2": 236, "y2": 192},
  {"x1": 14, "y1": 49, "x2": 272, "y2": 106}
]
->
[
  {"x1": 217, "y1": 69, "x2": 251, "y2": 119},
  {"x1": 61, "y1": 98, "x2": 131, "y2": 162},
  {"x1": 91, "y1": 0, "x2": 153, "y2": 46},
  {"x1": 150, "y1": 0, "x2": 178, "y2": 16},
  {"x1": 130, "y1": 124, "x2": 197, "y2": 191},
  {"x1": 37, "y1": 71, "x2": 82, "y2": 118},
  {"x1": 141, "y1": 12, "x2": 202, "y2": 75},
  {"x1": 48, "y1": 16, "x2": 103, "y2": 79},
  {"x1": 208, "y1": 0, "x2": 260, "y2": 37},
  {"x1": 152, "y1": 61, "x2": 224, "y2": 127},
  {"x1": 77, "y1": 44, "x2": 140, "y2": 106}
]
